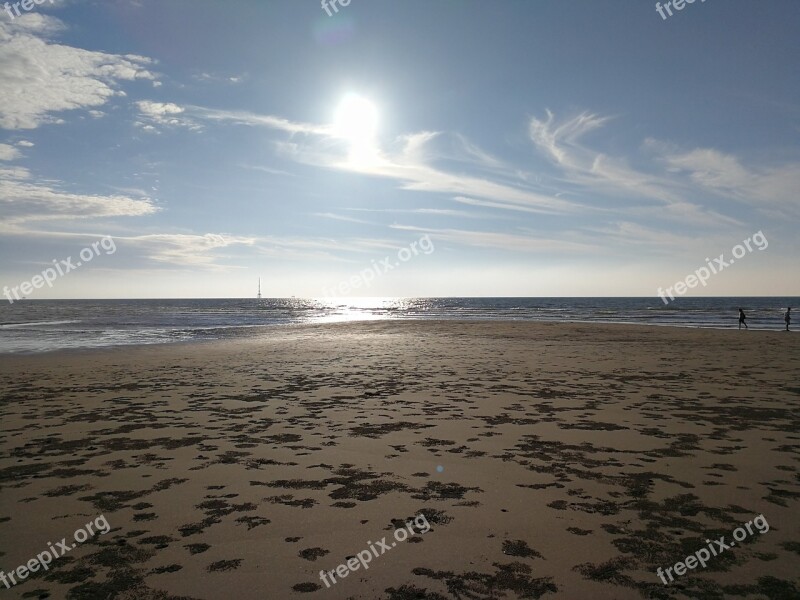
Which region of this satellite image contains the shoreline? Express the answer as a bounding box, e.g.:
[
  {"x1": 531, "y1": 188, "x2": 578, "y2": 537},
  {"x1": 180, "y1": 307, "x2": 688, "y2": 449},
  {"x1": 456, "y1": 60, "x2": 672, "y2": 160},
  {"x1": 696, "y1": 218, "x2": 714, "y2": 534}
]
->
[{"x1": 0, "y1": 317, "x2": 795, "y2": 357}]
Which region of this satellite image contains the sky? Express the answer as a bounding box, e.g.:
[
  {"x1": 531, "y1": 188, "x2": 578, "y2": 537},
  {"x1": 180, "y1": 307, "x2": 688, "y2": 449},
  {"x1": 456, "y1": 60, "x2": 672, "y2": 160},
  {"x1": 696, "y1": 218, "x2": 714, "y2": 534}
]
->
[{"x1": 0, "y1": 0, "x2": 798, "y2": 299}]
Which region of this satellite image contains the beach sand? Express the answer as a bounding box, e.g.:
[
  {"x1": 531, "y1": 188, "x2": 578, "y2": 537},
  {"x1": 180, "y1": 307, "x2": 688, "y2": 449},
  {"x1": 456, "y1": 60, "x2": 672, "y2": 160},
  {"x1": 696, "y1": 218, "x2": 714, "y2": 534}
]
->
[{"x1": 0, "y1": 321, "x2": 798, "y2": 599}]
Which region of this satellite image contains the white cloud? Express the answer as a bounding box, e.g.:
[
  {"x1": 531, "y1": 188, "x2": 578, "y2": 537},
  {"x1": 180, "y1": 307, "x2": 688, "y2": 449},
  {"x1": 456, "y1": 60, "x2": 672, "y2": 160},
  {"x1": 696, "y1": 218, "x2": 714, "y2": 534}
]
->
[
  {"x1": 135, "y1": 100, "x2": 198, "y2": 131},
  {"x1": 661, "y1": 147, "x2": 800, "y2": 213},
  {"x1": 0, "y1": 14, "x2": 157, "y2": 129},
  {"x1": 136, "y1": 101, "x2": 184, "y2": 117},
  {"x1": 16, "y1": 139, "x2": 34, "y2": 147},
  {"x1": 124, "y1": 233, "x2": 255, "y2": 268},
  {"x1": 0, "y1": 178, "x2": 159, "y2": 227},
  {"x1": 0, "y1": 143, "x2": 21, "y2": 160},
  {"x1": 1, "y1": 12, "x2": 64, "y2": 37},
  {"x1": 0, "y1": 166, "x2": 30, "y2": 179}
]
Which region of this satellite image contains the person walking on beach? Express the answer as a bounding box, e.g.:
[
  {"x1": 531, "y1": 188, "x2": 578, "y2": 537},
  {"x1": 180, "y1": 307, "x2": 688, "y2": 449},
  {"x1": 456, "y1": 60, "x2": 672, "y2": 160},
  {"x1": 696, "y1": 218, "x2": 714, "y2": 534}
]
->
[
  {"x1": 739, "y1": 308, "x2": 748, "y2": 330},
  {"x1": 786, "y1": 307, "x2": 791, "y2": 331}
]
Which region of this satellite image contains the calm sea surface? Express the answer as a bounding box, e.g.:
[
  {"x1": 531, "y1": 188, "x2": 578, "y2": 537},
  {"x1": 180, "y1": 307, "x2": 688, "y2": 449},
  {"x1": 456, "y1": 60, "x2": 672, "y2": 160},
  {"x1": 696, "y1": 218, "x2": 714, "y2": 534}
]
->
[{"x1": 0, "y1": 297, "x2": 796, "y2": 354}]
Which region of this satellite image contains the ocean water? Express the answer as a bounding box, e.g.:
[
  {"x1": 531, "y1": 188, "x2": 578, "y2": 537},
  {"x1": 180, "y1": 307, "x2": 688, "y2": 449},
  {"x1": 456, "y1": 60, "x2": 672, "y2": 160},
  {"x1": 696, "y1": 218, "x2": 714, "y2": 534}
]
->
[{"x1": 0, "y1": 297, "x2": 796, "y2": 354}]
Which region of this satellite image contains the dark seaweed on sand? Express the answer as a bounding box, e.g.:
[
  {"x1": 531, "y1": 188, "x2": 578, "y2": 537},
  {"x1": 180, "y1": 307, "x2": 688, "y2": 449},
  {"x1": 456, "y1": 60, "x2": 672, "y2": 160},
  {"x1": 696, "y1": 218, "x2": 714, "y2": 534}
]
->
[
  {"x1": 298, "y1": 547, "x2": 329, "y2": 561},
  {"x1": 502, "y1": 540, "x2": 543, "y2": 559},
  {"x1": 350, "y1": 421, "x2": 435, "y2": 438},
  {"x1": 207, "y1": 559, "x2": 242, "y2": 572},
  {"x1": 410, "y1": 562, "x2": 557, "y2": 599}
]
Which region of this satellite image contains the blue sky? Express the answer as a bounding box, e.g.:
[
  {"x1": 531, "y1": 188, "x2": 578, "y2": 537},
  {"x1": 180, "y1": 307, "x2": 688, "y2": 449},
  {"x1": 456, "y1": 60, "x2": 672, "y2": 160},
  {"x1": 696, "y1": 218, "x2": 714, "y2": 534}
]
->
[{"x1": 1, "y1": 0, "x2": 798, "y2": 298}]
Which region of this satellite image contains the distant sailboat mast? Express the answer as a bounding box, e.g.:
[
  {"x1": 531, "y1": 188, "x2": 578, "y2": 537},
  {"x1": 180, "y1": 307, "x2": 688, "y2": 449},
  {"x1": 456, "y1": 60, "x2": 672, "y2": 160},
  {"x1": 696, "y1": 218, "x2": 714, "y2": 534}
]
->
[{"x1": 257, "y1": 278, "x2": 262, "y2": 299}]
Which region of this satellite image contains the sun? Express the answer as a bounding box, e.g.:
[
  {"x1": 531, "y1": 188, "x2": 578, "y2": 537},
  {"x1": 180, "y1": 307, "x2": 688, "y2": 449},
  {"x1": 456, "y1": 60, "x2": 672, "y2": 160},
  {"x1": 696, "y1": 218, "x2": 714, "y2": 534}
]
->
[{"x1": 333, "y1": 94, "x2": 378, "y2": 149}]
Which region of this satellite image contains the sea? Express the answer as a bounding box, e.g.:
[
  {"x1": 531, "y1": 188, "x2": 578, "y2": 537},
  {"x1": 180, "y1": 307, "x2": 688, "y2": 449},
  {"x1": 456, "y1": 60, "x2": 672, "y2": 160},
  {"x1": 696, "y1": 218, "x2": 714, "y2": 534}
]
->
[{"x1": 0, "y1": 297, "x2": 796, "y2": 354}]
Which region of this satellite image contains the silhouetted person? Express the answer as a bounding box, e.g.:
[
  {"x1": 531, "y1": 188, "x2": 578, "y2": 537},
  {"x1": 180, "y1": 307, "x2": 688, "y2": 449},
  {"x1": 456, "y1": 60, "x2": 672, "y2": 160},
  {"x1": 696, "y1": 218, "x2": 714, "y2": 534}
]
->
[
  {"x1": 786, "y1": 307, "x2": 791, "y2": 332},
  {"x1": 738, "y1": 308, "x2": 748, "y2": 330}
]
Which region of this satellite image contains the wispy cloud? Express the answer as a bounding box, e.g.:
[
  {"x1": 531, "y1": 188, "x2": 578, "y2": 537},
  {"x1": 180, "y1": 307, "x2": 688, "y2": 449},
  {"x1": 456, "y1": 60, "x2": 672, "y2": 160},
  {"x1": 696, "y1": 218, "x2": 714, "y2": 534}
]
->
[
  {"x1": 240, "y1": 164, "x2": 295, "y2": 177},
  {"x1": 528, "y1": 110, "x2": 682, "y2": 204},
  {"x1": 390, "y1": 224, "x2": 595, "y2": 254},
  {"x1": 526, "y1": 110, "x2": 786, "y2": 225},
  {"x1": 185, "y1": 106, "x2": 333, "y2": 136},
  {"x1": 191, "y1": 71, "x2": 246, "y2": 85},
  {"x1": 175, "y1": 107, "x2": 580, "y2": 215},
  {"x1": 311, "y1": 212, "x2": 372, "y2": 224},
  {"x1": 344, "y1": 206, "x2": 483, "y2": 219},
  {"x1": 453, "y1": 196, "x2": 552, "y2": 215},
  {"x1": 334, "y1": 134, "x2": 579, "y2": 215},
  {"x1": 660, "y1": 147, "x2": 800, "y2": 215}
]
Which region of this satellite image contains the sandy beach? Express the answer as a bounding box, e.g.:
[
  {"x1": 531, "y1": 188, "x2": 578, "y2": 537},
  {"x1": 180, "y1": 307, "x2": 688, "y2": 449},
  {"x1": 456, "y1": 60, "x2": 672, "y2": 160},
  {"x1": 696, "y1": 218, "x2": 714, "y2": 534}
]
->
[{"x1": 0, "y1": 321, "x2": 798, "y2": 599}]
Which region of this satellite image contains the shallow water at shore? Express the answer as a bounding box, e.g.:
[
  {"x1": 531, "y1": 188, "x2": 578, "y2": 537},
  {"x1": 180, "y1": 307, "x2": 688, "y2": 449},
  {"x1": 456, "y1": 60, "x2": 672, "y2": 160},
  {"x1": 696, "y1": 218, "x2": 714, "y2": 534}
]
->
[{"x1": 0, "y1": 297, "x2": 796, "y2": 353}]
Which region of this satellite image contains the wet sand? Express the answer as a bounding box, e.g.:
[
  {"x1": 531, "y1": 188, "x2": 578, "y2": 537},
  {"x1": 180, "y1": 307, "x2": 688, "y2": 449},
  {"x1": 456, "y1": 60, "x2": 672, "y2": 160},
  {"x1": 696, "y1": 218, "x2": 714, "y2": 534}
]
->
[{"x1": 0, "y1": 321, "x2": 798, "y2": 599}]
